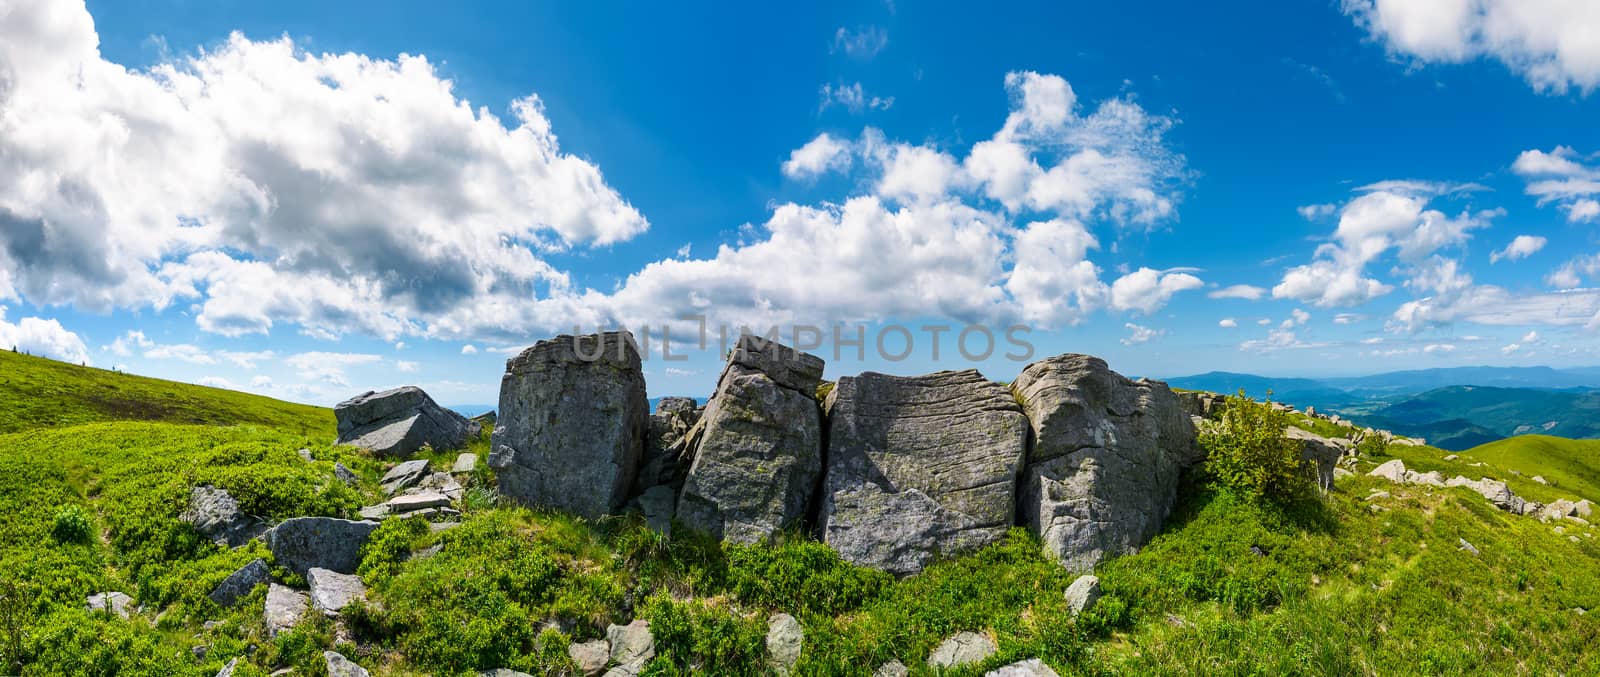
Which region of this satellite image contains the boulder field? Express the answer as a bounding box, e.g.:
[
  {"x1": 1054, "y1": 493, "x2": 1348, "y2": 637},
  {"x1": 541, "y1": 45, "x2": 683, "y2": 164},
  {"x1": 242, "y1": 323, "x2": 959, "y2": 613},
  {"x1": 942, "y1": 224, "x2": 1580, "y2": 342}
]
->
[{"x1": 488, "y1": 332, "x2": 1217, "y2": 575}]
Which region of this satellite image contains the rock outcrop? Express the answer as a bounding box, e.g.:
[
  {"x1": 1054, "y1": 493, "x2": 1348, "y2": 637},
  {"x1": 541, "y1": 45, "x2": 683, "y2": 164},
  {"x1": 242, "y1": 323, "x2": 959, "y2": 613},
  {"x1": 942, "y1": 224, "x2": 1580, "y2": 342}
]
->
[
  {"x1": 766, "y1": 612, "x2": 803, "y2": 675},
  {"x1": 1012, "y1": 355, "x2": 1200, "y2": 573},
  {"x1": 818, "y1": 370, "x2": 1028, "y2": 576},
  {"x1": 308, "y1": 567, "x2": 367, "y2": 615},
  {"x1": 928, "y1": 631, "x2": 997, "y2": 669},
  {"x1": 634, "y1": 397, "x2": 702, "y2": 493},
  {"x1": 677, "y1": 336, "x2": 825, "y2": 543},
  {"x1": 182, "y1": 486, "x2": 266, "y2": 548},
  {"x1": 335, "y1": 386, "x2": 474, "y2": 458},
  {"x1": 490, "y1": 332, "x2": 649, "y2": 520},
  {"x1": 264, "y1": 583, "x2": 308, "y2": 637},
  {"x1": 209, "y1": 558, "x2": 269, "y2": 607},
  {"x1": 264, "y1": 517, "x2": 380, "y2": 576},
  {"x1": 86, "y1": 591, "x2": 133, "y2": 618},
  {"x1": 324, "y1": 651, "x2": 370, "y2": 677},
  {"x1": 1286, "y1": 426, "x2": 1341, "y2": 492}
]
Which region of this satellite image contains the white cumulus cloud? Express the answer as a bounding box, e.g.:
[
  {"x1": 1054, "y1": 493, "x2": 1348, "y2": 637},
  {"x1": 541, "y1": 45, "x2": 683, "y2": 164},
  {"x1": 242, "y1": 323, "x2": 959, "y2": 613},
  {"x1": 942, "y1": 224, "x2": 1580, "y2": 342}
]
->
[
  {"x1": 0, "y1": 307, "x2": 91, "y2": 364},
  {"x1": 1491, "y1": 235, "x2": 1548, "y2": 263}
]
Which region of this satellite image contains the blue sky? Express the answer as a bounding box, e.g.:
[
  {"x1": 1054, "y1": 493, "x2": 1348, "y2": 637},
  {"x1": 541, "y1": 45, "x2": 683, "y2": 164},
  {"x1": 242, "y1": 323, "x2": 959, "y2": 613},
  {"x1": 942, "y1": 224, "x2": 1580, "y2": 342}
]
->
[{"x1": 2, "y1": 0, "x2": 1599, "y2": 406}]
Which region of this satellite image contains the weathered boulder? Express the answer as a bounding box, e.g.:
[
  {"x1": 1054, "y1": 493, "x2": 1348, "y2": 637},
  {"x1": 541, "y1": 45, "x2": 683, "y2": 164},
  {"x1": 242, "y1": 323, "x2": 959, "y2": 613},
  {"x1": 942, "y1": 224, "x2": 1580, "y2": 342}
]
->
[
  {"x1": 182, "y1": 486, "x2": 266, "y2": 548},
  {"x1": 324, "y1": 651, "x2": 370, "y2": 677},
  {"x1": 264, "y1": 583, "x2": 308, "y2": 637},
  {"x1": 334, "y1": 462, "x2": 360, "y2": 485},
  {"x1": 568, "y1": 639, "x2": 610, "y2": 676},
  {"x1": 209, "y1": 558, "x2": 269, "y2": 607},
  {"x1": 987, "y1": 660, "x2": 1061, "y2": 677},
  {"x1": 766, "y1": 612, "x2": 803, "y2": 675},
  {"x1": 380, "y1": 459, "x2": 432, "y2": 495},
  {"x1": 308, "y1": 567, "x2": 367, "y2": 615},
  {"x1": 215, "y1": 657, "x2": 239, "y2": 677},
  {"x1": 874, "y1": 660, "x2": 910, "y2": 677},
  {"x1": 634, "y1": 397, "x2": 702, "y2": 491},
  {"x1": 480, "y1": 671, "x2": 534, "y2": 677},
  {"x1": 335, "y1": 386, "x2": 474, "y2": 458},
  {"x1": 678, "y1": 336, "x2": 824, "y2": 544},
  {"x1": 452, "y1": 453, "x2": 478, "y2": 474},
  {"x1": 818, "y1": 370, "x2": 1028, "y2": 575},
  {"x1": 1176, "y1": 391, "x2": 1223, "y2": 419},
  {"x1": 86, "y1": 591, "x2": 133, "y2": 618},
  {"x1": 264, "y1": 517, "x2": 379, "y2": 576},
  {"x1": 633, "y1": 485, "x2": 676, "y2": 535},
  {"x1": 490, "y1": 332, "x2": 649, "y2": 520},
  {"x1": 928, "y1": 631, "x2": 997, "y2": 669},
  {"x1": 1285, "y1": 427, "x2": 1341, "y2": 493},
  {"x1": 1064, "y1": 574, "x2": 1101, "y2": 616},
  {"x1": 1369, "y1": 459, "x2": 1407, "y2": 483},
  {"x1": 1012, "y1": 355, "x2": 1200, "y2": 573},
  {"x1": 606, "y1": 619, "x2": 655, "y2": 670}
]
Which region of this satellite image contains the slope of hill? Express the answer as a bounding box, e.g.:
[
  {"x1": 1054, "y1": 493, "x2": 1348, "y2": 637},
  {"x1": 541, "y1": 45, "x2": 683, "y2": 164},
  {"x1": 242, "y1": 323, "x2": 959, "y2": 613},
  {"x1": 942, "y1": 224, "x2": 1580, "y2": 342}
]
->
[
  {"x1": 1462, "y1": 435, "x2": 1600, "y2": 504},
  {"x1": 0, "y1": 350, "x2": 332, "y2": 436}
]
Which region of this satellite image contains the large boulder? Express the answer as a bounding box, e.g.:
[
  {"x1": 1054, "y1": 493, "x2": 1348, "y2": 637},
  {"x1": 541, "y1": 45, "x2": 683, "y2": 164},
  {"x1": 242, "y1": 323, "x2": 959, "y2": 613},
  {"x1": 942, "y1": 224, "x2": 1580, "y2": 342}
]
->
[
  {"x1": 263, "y1": 517, "x2": 380, "y2": 576},
  {"x1": 209, "y1": 558, "x2": 269, "y2": 607},
  {"x1": 181, "y1": 486, "x2": 267, "y2": 548},
  {"x1": 818, "y1": 370, "x2": 1028, "y2": 576},
  {"x1": 634, "y1": 397, "x2": 702, "y2": 491},
  {"x1": 677, "y1": 336, "x2": 824, "y2": 543},
  {"x1": 264, "y1": 583, "x2": 308, "y2": 637},
  {"x1": 308, "y1": 567, "x2": 367, "y2": 615},
  {"x1": 490, "y1": 332, "x2": 650, "y2": 520},
  {"x1": 335, "y1": 386, "x2": 474, "y2": 458},
  {"x1": 1285, "y1": 427, "x2": 1341, "y2": 492},
  {"x1": 928, "y1": 631, "x2": 997, "y2": 669},
  {"x1": 1012, "y1": 354, "x2": 1200, "y2": 573}
]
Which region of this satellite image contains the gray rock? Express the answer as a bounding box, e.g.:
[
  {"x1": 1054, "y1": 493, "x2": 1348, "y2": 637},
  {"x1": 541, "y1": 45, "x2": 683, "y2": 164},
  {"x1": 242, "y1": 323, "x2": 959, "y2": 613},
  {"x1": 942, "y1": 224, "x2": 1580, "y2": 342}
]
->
[
  {"x1": 766, "y1": 612, "x2": 803, "y2": 675},
  {"x1": 298, "y1": 449, "x2": 315, "y2": 462},
  {"x1": 379, "y1": 459, "x2": 431, "y2": 495},
  {"x1": 480, "y1": 671, "x2": 534, "y2": 677},
  {"x1": 1285, "y1": 427, "x2": 1341, "y2": 493},
  {"x1": 334, "y1": 462, "x2": 360, "y2": 485},
  {"x1": 874, "y1": 660, "x2": 909, "y2": 677},
  {"x1": 490, "y1": 332, "x2": 650, "y2": 520},
  {"x1": 335, "y1": 386, "x2": 475, "y2": 458},
  {"x1": 387, "y1": 491, "x2": 452, "y2": 514},
  {"x1": 568, "y1": 639, "x2": 610, "y2": 676},
  {"x1": 819, "y1": 370, "x2": 1028, "y2": 575},
  {"x1": 1176, "y1": 391, "x2": 1223, "y2": 419},
  {"x1": 928, "y1": 631, "x2": 997, "y2": 669},
  {"x1": 1458, "y1": 537, "x2": 1479, "y2": 555},
  {"x1": 452, "y1": 453, "x2": 478, "y2": 474},
  {"x1": 606, "y1": 619, "x2": 655, "y2": 666},
  {"x1": 209, "y1": 558, "x2": 269, "y2": 607},
  {"x1": 182, "y1": 486, "x2": 267, "y2": 548},
  {"x1": 308, "y1": 568, "x2": 367, "y2": 615},
  {"x1": 1577, "y1": 500, "x2": 1593, "y2": 519},
  {"x1": 263, "y1": 517, "x2": 379, "y2": 576},
  {"x1": 85, "y1": 591, "x2": 133, "y2": 618},
  {"x1": 1064, "y1": 574, "x2": 1101, "y2": 616},
  {"x1": 213, "y1": 657, "x2": 238, "y2": 676},
  {"x1": 323, "y1": 651, "x2": 369, "y2": 677},
  {"x1": 987, "y1": 659, "x2": 1061, "y2": 677},
  {"x1": 1012, "y1": 355, "x2": 1200, "y2": 573},
  {"x1": 358, "y1": 505, "x2": 391, "y2": 520},
  {"x1": 264, "y1": 583, "x2": 308, "y2": 637},
  {"x1": 1369, "y1": 459, "x2": 1407, "y2": 483},
  {"x1": 678, "y1": 336, "x2": 824, "y2": 544},
  {"x1": 634, "y1": 484, "x2": 676, "y2": 535}
]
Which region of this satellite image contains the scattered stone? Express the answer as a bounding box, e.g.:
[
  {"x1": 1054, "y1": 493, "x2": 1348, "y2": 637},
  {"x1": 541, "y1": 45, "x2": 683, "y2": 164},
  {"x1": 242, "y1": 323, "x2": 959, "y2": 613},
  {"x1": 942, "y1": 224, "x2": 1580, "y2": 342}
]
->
[
  {"x1": 297, "y1": 449, "x2": 314, "y2": 462},
  {"x1": 86, "y1": 591, "x2": 133, "y2": 618},
  {"x1": 606, "y1": 619, "x2": 656, "y2": 668},
  {"x1": 334, "y1": 386, "x2": 474, "y2": 458},
  {"x1": 1458, "y1": 537, "x2": 1479, "y2": 555},
  {"x1": 1064, "y1": 575, "x2": 1101, "y2": 616},
  {"x1": 1444, "y1": 454, "x2": 1459, "y2": 461},
  {"x1": 209, "y1": 558, "x2": 269, "y2": 607},
  {"x1": 334, "y1": 462, "x2": 359, "y2": 485},
  {"x1": 568, "y1": 639, "x2": 610, "y2": 676},
  {"x1": 1250, "y1": 545, "x2": 1266, "y2": 556},
  {"x1": 358, "y1": 505, "x2": 391, "y2": 520},
  {"x1": 1285, "y1": 427, "x2": 1341, "y2": 492},
  {"x1": 323, "y1": 650, "x2": 370, "y2": 677},
  {"x1": 766, "y1": 612, "x2": 803, "y2": 675},
  {"x1": 678, "y1": 336, "x2": 825, "y2": 544},
  {"x1": 265, "y1": 584, "x2": 309, "y2": 637},
  {"x1": 1366, "y1": 491, "x2": 1391, "y2": 501},
  {"x1": 182, "y1": 486, "x2": 267, "y2": 548},
  {"x1": 308, "y1": 568, "x2": 367, "y2": 615},
  {"x1": 928, "y1": 631, "x2": 998, "y2": 669},
  {"x1": 452, "y1": 453, "x2": 478, "y2": 474},
  {"x1": 874, "y1": 660, "x2": 910, "y2": 677},
  {"x1": 1577, "y1": 500, "x2": 1593, "y2": 519},
  {"x1": 264, "y1": 517, "x2": 380, "y2": 576},
  {"x1": 480, "y1": 671, "x2": 534, "y2": 677},
  {"x1": 491, "y1": 332, "x2": 650, "y2": 520},
  {"x1": 819, "y1": 369, "x2": 1029, "y2": 575},
  {"x1": 214, "y1": 657, "x2": 237, "y2": 676},
  {"x1": 1369, "y1": 460, "x2": 1407, "y2": 483},
  {"x1": 1334, "y1": 467, "x2": 1354, "y2": 480},
  {"x1": 1013, "y1": 355, "x2": 1200, "y2": 573},
  {"x1": 380, "y1": 459, "x2": 432, "y2": 495},
  {"x1": 986, "y1": 659, "x2": 1061, "y2": 677},
  {"x1": 1533, "y1": 475, "x2": 1549, "y2": 485},
  {"x1": 1405, "y1": 470, "x2": 1446, "y2": 487},
  {"x1": 387, "y1": 491, "x2": 452, "y2": 514}
]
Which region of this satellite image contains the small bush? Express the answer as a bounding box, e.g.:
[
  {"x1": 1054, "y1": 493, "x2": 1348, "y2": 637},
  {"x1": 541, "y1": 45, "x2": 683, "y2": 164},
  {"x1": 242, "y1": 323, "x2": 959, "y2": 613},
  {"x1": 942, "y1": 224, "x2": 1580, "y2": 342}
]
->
[
  {"x1": 50, "y1": 504, "x2": 93, "y2": 544},
  {"x1": 1202, "y1": 390, "x2": 1308, "y2": 502},
  {"x1": 639, "y1": 594, "x2": 767, "y2": 676},
  {"x1": 725, "y1": 538, "x2": 891, "y2": 617},
  {"x1": 358, "y1": 516, "x2": 431, "y2": 587}
]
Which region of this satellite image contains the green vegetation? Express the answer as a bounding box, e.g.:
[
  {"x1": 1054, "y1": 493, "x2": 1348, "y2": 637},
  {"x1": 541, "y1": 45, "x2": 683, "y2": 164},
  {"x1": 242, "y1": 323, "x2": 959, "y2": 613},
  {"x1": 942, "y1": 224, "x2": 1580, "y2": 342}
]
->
[
  {"x1": 0, "y1": 349, "x2": 331, "y2": 435},
  {"x1": 2, "y1": 357, "x2": 1599, "y2": 675}
]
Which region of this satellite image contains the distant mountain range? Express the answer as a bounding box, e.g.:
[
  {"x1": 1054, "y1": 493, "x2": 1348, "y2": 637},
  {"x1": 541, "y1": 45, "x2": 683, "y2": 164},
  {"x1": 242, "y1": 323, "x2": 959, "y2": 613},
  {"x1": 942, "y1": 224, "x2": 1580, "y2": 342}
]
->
[{"x1": 1166, "y1": 366, "x2": 1600, "y2": 451}]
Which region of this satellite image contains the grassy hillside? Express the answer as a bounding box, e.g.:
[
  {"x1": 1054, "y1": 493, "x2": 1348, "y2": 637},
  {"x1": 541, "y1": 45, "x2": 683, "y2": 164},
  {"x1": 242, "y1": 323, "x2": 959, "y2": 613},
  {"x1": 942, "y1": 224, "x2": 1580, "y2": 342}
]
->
[
  {"x1": 0, "y1": 350, "x2": 333, "y2": 436},
  {"x1": 1461, "y1": 435, "x2": 1600, "y2": 504},
  {"x1": 3, "y1": 366, "x2": 1600, "y2": 675}
]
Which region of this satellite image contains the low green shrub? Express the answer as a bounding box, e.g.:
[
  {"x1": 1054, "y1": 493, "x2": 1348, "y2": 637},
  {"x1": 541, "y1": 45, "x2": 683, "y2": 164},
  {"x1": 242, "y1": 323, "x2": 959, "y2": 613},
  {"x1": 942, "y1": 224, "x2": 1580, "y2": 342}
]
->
[
  {"x1": 1202, "y1": 390, "x2": 1309, "y2": 502},
  {"x1": 725, "y1": 538, "x2": 891, "y2": 617},
  {"x1": 50, "y1": 504, "x2": 93, "y2": 544}
]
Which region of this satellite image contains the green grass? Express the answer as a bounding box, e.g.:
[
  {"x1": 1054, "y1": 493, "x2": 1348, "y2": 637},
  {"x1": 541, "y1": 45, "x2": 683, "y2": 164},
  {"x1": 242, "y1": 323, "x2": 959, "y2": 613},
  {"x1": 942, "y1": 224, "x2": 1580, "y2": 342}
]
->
[
  {"x1": 4, "y1": 363, "x2": 1600, "y2": 675},
  {"x1": 1459, "y1": 435, "x2": 1600, "y2": 504},
  {"x1": 0, "y1": 350, "x2": 332, "y2": 436}
]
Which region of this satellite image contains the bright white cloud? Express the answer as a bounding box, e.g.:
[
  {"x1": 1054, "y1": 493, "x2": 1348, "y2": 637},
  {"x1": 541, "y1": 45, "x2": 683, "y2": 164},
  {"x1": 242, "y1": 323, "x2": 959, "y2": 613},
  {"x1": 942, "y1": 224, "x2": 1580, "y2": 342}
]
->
[
  {"x1": 782, "y1": 133, "x2": 854, "y2": 179},
  {"x1": 1120, "y1": 323, "x2": 1163, "y2": 345},
  {"x1": 1208, "y1": 284, "x2": 1266, "y2": 300},
  {"x1": 1423, "y1": 343, "x2": 1456, "y2": 354},
  {"x1": 1343, "y1": 0, "x2": 1600, "y2": 94},
  {"x1": 460, "y1": 344, "x2": 479, "y2": 355},
  {"x1": 1239, "y1": 328, "x2": 1324, "y2": 353},
  {"x1": 1297, "y1": 203, "x2": 1338, "y2": 220},
  {"x1": 1513, "y1": 147, "x2": 1600, "y2": 222},
  {"x1": 105, "y1": 330, "x2": 154, "y2": 356},
  {"x1": 0, "y1": 307, "x2": 91, "y2": 364},
  {"x1": 0, "y1": 0, "x2": 644, "y2": 342},
  {"x1": 1334, "y1": 313, "x2": 1366, "y2": 325},
  {"x1": 1219, "y1": 318, "x2": 1238, "y2": 328},
  {"x1": 1109, "y1": 268, "x2": 1204, "y2": 315},
  {"x1": 1491, "y1": 234, "x2": 1548, "y2": 263},
  {"x1": 396, "y1": 360, "x2": 419, "y2": 373}
]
